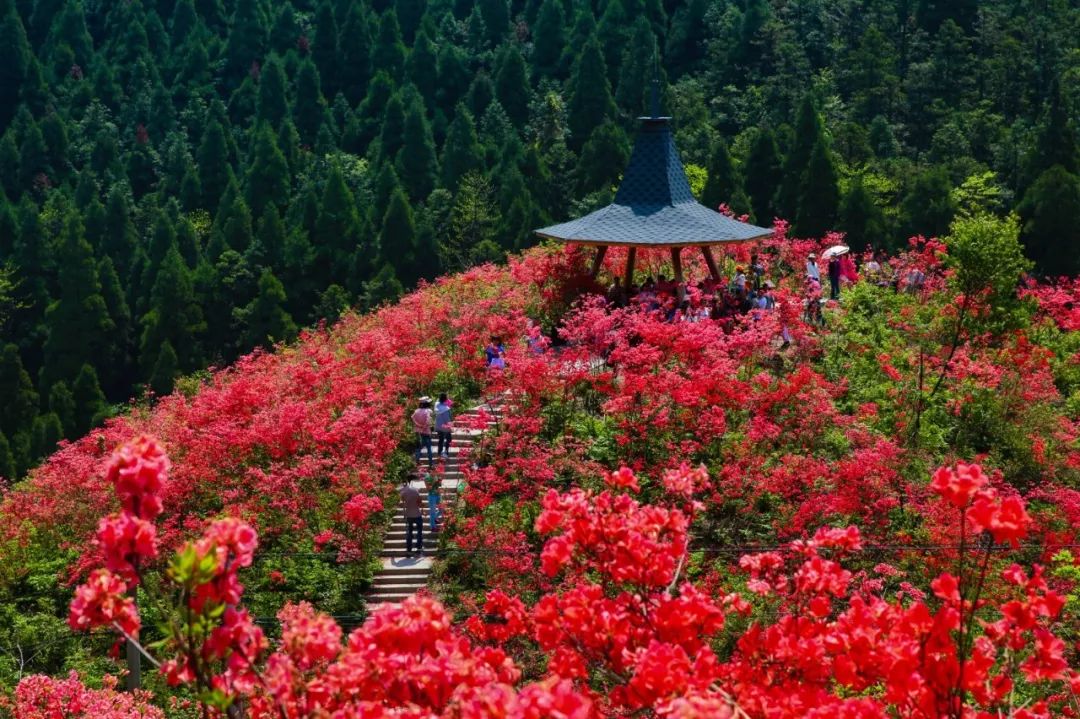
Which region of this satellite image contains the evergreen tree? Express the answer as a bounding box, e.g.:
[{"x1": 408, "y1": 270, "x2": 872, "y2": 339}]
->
[
  {"x1": 339, "y1": 4, "x2": 372, "y2": 105},
  {"x1": 197, "y1": 120, "x2": 234, "y2": 211},
  {"x1": 313, "y1": 1, "x2": 340, "y2": 98},
  {"x1": 293, "y1": 58, "x2": 328, "y2": 145},
  {"x1": 465, "y1": 72, "x2": 495, "y2": 120},
  {"x1": 777, "y1": 95, "x2": 825, "y2": 220},
  {"x1": 245, "y1": 123, "x2": 289, "y2": 218},
  {"x1": 397, "y1": 95, "x2": 438, "y2": 202},
  {"x1": 530, "y1": 0, "x2": 565, "y2": 78},
  {"x1": 665, "y1": 0, "x2": 708, "y2": 76},
  {"x1": 0, "y1": 432, "x2": 16, "y2": 481},
  {"x1": 312, "y1": 161, "x2": 362, "y2": 283},
  {"x1": 494, "y1": 45, "x2": 530, "y2": 129},
  {"x1": 0, "y1": 343, "x2": 38, "y2": 440},
  {"x1": 314, "y1": 284, "x2": 349, "y2": 324},
  {"x1": 148, "y1": 340, "x2": 178, "y2": 396},
  {"x1": 901, "y1": 166, "x2": 956, "y2": 240},
  {"x1": 794, "y1": 137, "x2": 840, "y2": 238},
  {"x1": 394, "y1": 0, "x2": 424, "y2": 43},
  {"x1": 377, "y1": 91, "x2": 406, "y2": 164},
  {"x1": 242, "y1": 269, "x2": 297, "y2": 350},
  {"x1": 445, "y1": 170, "x2": 497, "y2": 271},
  {"x1": 406, "y1": 28, "x2": 438, "y2": 105},
  {"x1": 744, "y1": 128, "x2": 782, "y2": 226},
  {"x1": 436, "y1": 43, "x2": 470, "y2": 117},
  {"x1": 839, "y1": 176, "x2": 887, "y2": 251},
  {"x1": 576, "y1": 121, "x2": 630, "y2": 194},
  {"x1": 97, "y1": 256, "x2": 130, "y2": 396},
  {"x1": 1027, "y1": 78, "x2": 1079, "y2": 181},
  {"x1": 71, "y1": 363, "x2": 107, "y2": 436},
  {"x1": 700, "y1": 140, "x2": 742, "y2": 211},
  {"x1": 370, "y1": 10, "x2": 405, "y2": 80},
  {"x1": 256, "y1": 54, "x2": 289, "y2": 127},
  {"x1": 254, "y1": 204, "x2": 286, "y2": 270},
  {"x1": 47, "y1": 380, "x2": 75, "y2": 438},
  {"x1": 30, "y1": 411, "x2": 63, "y2": 460},
  {"x1": 566, "y1": 37, "x2": 616, "y2": 152},
  {"x1": 40, "y1": 212, "x2": 114, "y2": 391},
  {"x1": 139, "y1": 245, "x2": 205, "y2": 374},
  {"x1": 1017, "y1": 165, "x2": 1080, "y2": 276},
  {"x1": 616, "y1": 18, "x2": 658, "y2": 117},
  {"x1": 223, "y1": 0, "x2": 267, "y2": 88},
  {"x1": 0, "y1": 0, "x2": 30, "y2": 129},
  {"x1": 364, "y1": 262, "x2": 404, "y2": 308},
  {"x1": 440, "y1": 105, "x2": 483, "y2": 190},
  {"x1": 17, "y1": 120, "x2": 49, "y2": 189},
  {"x1": 102, "y1": 186, "x2": 137, "y2": 278},
  {"x1": 379, "y1": 188, "x2": 420, "y2": 284},
  {"x1": 478, "y1": 0, "x2": 509, "y2": 45}
]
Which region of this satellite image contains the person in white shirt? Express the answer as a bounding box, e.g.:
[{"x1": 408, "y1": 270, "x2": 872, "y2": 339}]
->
[
  {"x1": 806, "y1": 252, "x2": 821, "y2": 284},
  {"x1": 434, "y1": 393, "x2": 452, "y2": 459}
]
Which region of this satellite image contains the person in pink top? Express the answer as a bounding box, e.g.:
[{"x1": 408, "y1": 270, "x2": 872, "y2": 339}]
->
[
  {"x1": 840, "y1": 254, "x2": 859, "y2": 283},
  {"x1": 411, "y1": 396, "x2": 434, "y2": 468}
]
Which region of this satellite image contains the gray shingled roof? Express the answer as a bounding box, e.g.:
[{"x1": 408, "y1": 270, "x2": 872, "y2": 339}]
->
[{"x1": 535, "y1": 117, "x2": 771, "y2": 247}]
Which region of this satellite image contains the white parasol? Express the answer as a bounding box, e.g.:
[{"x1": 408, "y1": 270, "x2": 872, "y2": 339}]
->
[{"x1": 821, "y1": 245, "x2": 850, "y2": 259}]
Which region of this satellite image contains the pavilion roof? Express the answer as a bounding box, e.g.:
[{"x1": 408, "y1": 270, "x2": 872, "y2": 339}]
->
[{"x1": 534, "y1": 116, "x2": 771, "y2": 247}]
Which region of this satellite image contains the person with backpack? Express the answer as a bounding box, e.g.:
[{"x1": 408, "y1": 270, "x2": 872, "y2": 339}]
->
[
  {"x1": 411, "y1": 396, "x2": 434, "y2": 469},
  {"x1": 399, "y1": 477, "x2": 424, "y2": 558},
  {"x1": 434, "y1": 393, "x2": 452, "y2": 459}
]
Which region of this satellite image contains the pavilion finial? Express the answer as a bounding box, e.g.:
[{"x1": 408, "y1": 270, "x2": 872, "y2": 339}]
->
[{"x1": 650, "y1": 51, "x2": 660, "y2": 119}]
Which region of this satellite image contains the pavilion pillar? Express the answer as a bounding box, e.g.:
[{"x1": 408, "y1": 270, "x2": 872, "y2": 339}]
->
[
  {"x1": 590, "y1": 246, "x2": 607, "y2": 278},
  {"x1": 624, "y1": 247, "x2": 637, "y2": 292},
  {"x1": 670, "y1": 247, "x2": 684, "y2": 301},
  {"x1": 701, "y1": 246, "x2": 721, "y2": 282}
]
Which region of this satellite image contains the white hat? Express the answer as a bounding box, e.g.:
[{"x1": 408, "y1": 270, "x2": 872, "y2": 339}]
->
[{"x1": 419, "y1": 396, "x2": 432, "y2": 403}]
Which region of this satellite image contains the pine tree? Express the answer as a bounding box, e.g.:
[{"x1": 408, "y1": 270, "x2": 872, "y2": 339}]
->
[
  {"x1": 44, "y1": 0, "x2": 92, "y2": 76},
  {"x1": 0, "y1": 0, "x2": 30, "y2": 129},
  {"x1": 312, "y1": 161, "x2": 362, "y2": 283},
  {"x1": 465, "y1": 72, "x2": 495, "y2": 120},
  {"x1": 436, "y1": 43, "x2": 470, "y2": 117},
  {"x1": 314, "y1": 284, "x2": 349, "y2": 323},
  {"x1": 478, "y1": 0, "x2": 509, "y2": 45},
  {"x1": 794, "y1": 137, "x2": 840, "y2": 238},
  {"x1": 440, "y1": 106, "x2": 483, "y2": 191},
  {"x1": 243, "y1": 269, "x2": 297, "y2": 350},
  {"x1": 254, "y1": 204, "x2": 286, "y2": 270},
  {"x1": 148, "y1": 340, "x2": 178, "y2": 396},
  {"x1": 616, "y1": 18, "x2": 658, "y2": 117},
  {"x1": 445, "y1": 170, "x2": 497, "y2": 271},
  {"x1": 701, "y1": 139, "x2": 741, "y2": 210},
  {"x1": 17, "y1": 121, "x2": 49, "y2": 190},
  {"x1": 1027, "y1": 78, "x2": 1079, "y2": 181},
  {"x1": 777, "y1": 95, "x2": 825, "y2": 220},
  {"x1": 223, "y1": 0, "x2": 267, "y2": 88},
  {"x1": 294, "y1": 58, "x2": 328, "y2": 145},
  {"x1": 31, "y1": 412, "x2": 63, "y2": 460},
  {"x1": 1018, "y1": 165, "x2": 1080, "y2": 276},
  {"x1": 597, "y1": 0, "x2": 632, "y2": 84},
  {"x1": 197, "y1": 120, "x2": 234, "y2": 211},
  {"x1": 665, "y1": 0, "x2": 709, "y2": 76},
  {"x1": 406, "y1": 28, "x2": 438, "y2": 105},
  {"x1": 839, "y1": 175, "x2": 887, "y2": 251},
  {"x1": 901, "y1": 166, "x2": 956, "y2": 240},
  {"x1": 140, "y1": 245, "x2": 205, "y2": 375},
  {"x1": 40, "y1": 212, "x2": 114, "y2": 391},
  {"x1": 170, "y1": 0, "x2": 198, "y2": 46},
  {"x1": 494, "y1": 45, "x2": 530, "y2": 129},
  {"x1": 102, "y1": 186, "x2": 137, "y2": 278},
  {"x1": 245, "y1": 123, "x2": 289, "y2": 218},
  {"x1": 576, "y1": 121, "x2": 630, "y2": 194},
  {"x1": 97, "y1": 256, "x2": 130, "y2": 397},
  {"x1": 378, "y1": 91, "x2": 406, "y2": 164},
  {"x1": 312, "y1": 1, "x2": 340, "y2": 98},
  {"x1": 370, "y1": 10, "x2": 405, "y2": 80},
  {"x1": 0, "y1": 343, "x2": 38, "y2": 440},
  {"x1": 47, "y1": 380, "x2": 75, "y2": 438},
  {"x1": 397, "y1": 95, "x2": 438, "y2": 202},
  {"x1": 256, "y1": 55, "x2": 289, "y2": 127},
  {"x1": 340, "y1": 3, "x2": 372, "y2": 105},
  {"x1": 394, "y1": 0, "x2": 424, "y2": 43},
  {"x1": 379, "y1": 188, "x2": 420, "y2": 284},
  {"x1": 364, "y1": 262, "x2": 404, "y2": 308},
  {"x1": 566, "y1": 37, "x2": 616, "y2": 152},
  {"x1": 530, "y1": 0, "x2": 565, "y2": 78},
  {"x1": 0, "y1": 432, "x2": 16, "y2": 481},
  {"x1": 744, "y1": 128, "x2": 782, "y2": 226}
]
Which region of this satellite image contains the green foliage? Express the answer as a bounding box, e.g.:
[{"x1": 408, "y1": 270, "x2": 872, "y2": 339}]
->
[{"x1": 943, "y1": 213, "x2": 1032, "y2": 330}]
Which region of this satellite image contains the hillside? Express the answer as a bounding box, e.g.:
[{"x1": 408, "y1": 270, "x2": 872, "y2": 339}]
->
[
  {"x1": 2, "y1": 0, "x2": 1080, "y2": 486},
  {"x1": 2, "y1": 227, "x2": 1079, "y2": 715}
]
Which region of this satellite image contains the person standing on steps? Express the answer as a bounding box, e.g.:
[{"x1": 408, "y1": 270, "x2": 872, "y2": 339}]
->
[
  {"x1": 412, "y1": 396, "x2": 434, "y2": 469},
  {"x1": 426, "y1": 471, "x2": 441, "y2": 534},
  {"x1": 399, "y1": 477, "x2": 423, "y2": 558},
  {"x1": 434, "y1": 393, "x2": 452, "y2": 460}
]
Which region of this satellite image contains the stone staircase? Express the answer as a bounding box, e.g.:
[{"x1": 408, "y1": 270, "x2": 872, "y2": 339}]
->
[{"x1": 366, "y1": 398, "x2": 504, "y2": 607}]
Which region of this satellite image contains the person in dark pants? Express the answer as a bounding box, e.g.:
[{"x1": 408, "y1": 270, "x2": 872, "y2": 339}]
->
[
  {"x1": 411, "y1": 396, "x2": 434, "y2": 469},
  {"x1": 434, "y1": 393, "x2": 452, "y2": 459},
  {"x1": 828, "y1": 256, "x2": 842, "y2": 300},
  {"x1": 399, "y1": 478, "x2": 423, "y2": 558}
]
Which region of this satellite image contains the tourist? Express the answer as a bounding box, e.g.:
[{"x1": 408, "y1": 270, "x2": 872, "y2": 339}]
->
[
  {"x1": 750, "y1": 254, "x2": 765, "y2": 291},
  {"x1": 426, "y1": 472, "x2": 441, "y2": 533},
  {"x1": 732, "y1": 267, "x2": 748, "y2": 298},
  {"x1": 399, "y1": 477, "x2": 423, "y2": 558},
  {"x1": 412, "y1": 396, "x2": 434, "y2": 469},
  {"x1": 828, "y1": 256, "x2": 842, "y2": 300},
  {"x1": 840, "y1": 254, "x2": 858, "y2": 285},
  {"x1": 484, "y1": 336, "x2": 504, "y2": 366},
  {"x1": 806, "y1": 252, "x2": 821, "y2": 284},
  {"x1": 434, "y1": 393, "x2": 453, "y2": 459}
]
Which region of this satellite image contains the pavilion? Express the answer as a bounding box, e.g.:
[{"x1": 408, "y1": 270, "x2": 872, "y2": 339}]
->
[{"x1": 534, "y1": 101, "x2": 771, "y2": 293}]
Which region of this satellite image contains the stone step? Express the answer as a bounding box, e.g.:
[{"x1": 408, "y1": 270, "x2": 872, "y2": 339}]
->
[
  {"x1": 383, "y1": 538, "x2": 437, "y2": 549},
  {"x1": 378, "y1": 556, "x2": 433, "y2": 571},
  {"x1": 369, "y1": 583, "x2": 427, "y2": 595},
  {"x1": 366, "y1": 593, "x2": 419, "y2": 604},
  {"x1": 373, "y1": 569, "x2": 430, "y2": 580},
  {"x1": 380, "y1": 548, "x2": 433, "y2": 558}
]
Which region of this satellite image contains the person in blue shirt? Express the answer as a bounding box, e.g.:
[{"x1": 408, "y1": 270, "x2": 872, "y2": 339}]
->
[{"x1": 434, "y1": 393, "x2": 452, "y2": 459}]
